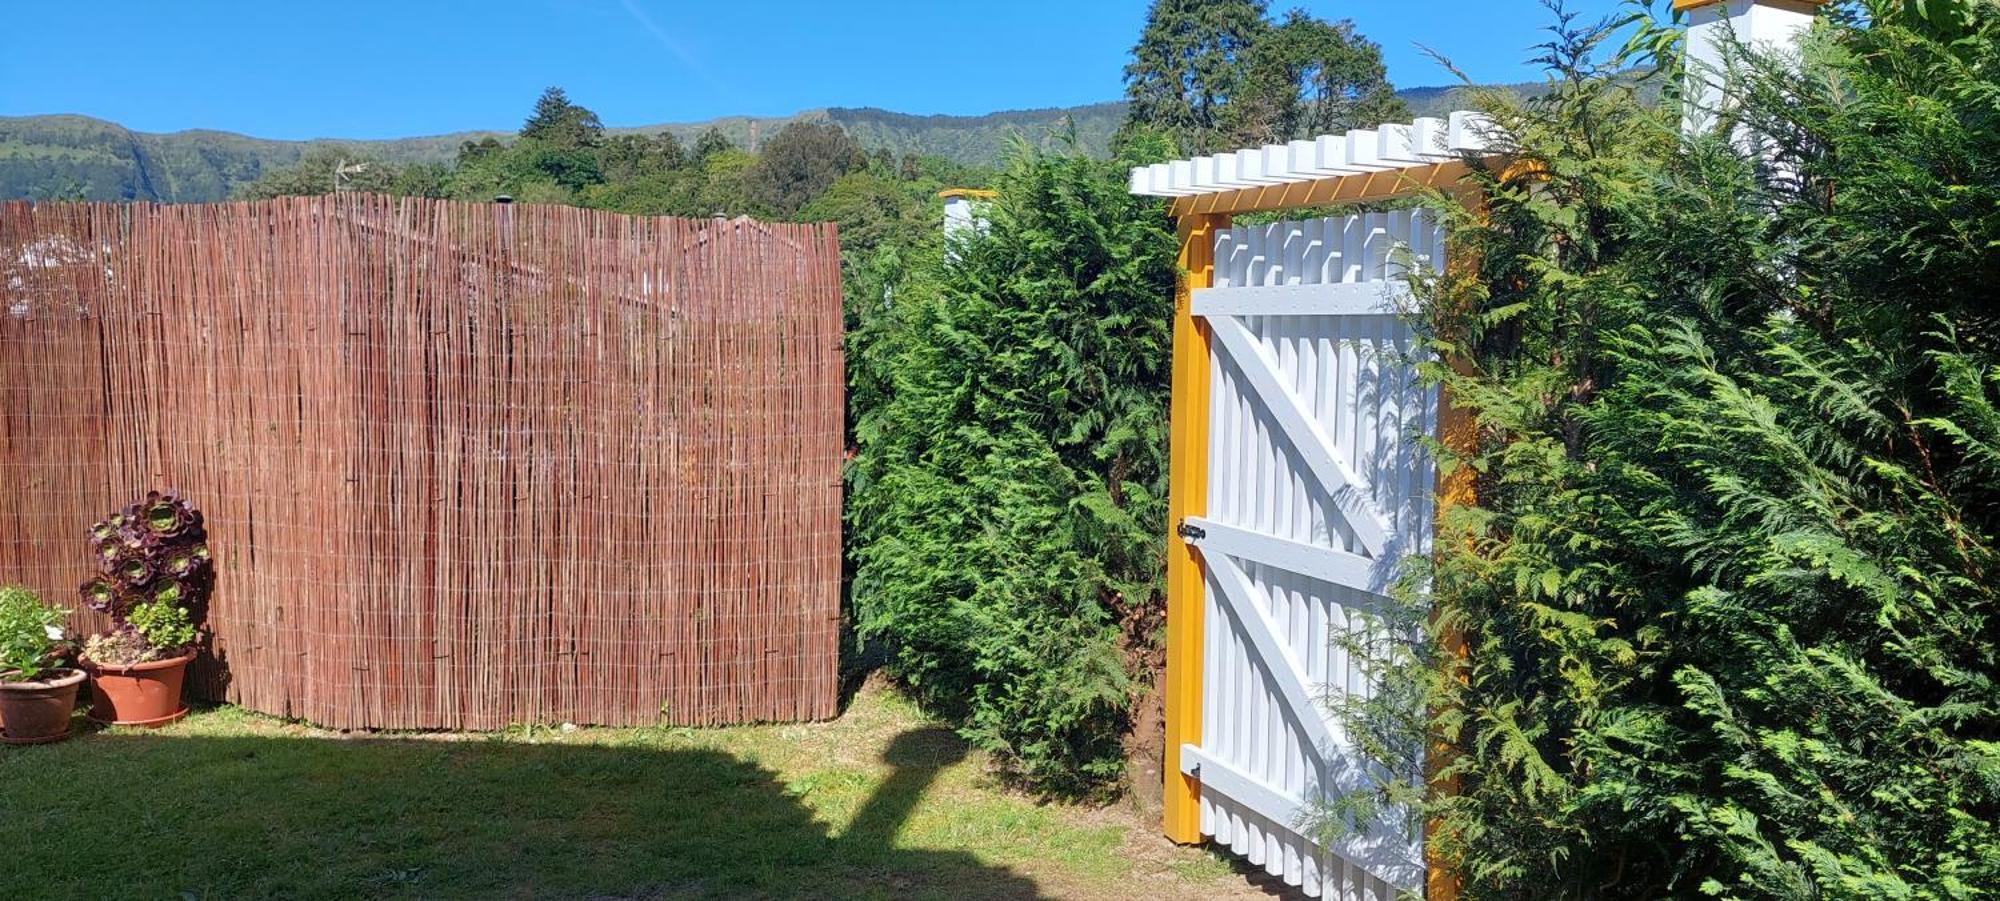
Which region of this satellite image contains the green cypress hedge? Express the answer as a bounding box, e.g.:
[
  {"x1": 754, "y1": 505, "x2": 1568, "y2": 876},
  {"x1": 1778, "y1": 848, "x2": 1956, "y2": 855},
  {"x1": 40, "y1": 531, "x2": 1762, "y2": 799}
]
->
[
  {"x1": 847, "y1": 138, "x2": 1179, "y2": 794},
  {"x1": 1336, "y1": 6, "x2": 2000, "y2": 896}
]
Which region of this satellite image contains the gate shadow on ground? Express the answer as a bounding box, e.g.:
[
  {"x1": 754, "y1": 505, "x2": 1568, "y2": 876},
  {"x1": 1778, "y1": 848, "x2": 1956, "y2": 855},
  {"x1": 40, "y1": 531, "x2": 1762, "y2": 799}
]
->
[{"x1": 0, "y1": 721, "x2": 1046, "y2": 900}]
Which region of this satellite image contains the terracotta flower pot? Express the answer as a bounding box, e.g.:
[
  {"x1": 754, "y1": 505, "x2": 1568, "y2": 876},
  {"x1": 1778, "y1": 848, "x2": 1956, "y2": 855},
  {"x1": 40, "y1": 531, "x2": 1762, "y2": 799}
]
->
[
  {"x1": 0, "y1": 668, "x2": 86, "y2": 745},
  {"x1": 85, "y1": 652, "x2": 194, "y2": 727}
]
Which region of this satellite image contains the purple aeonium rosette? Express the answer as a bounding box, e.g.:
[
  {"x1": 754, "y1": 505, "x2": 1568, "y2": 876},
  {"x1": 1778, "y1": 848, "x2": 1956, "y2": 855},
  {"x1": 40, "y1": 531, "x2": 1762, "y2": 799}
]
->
[
  {"x1": 78, "y1": 492, "x2": 217, "y2": 660},
  {"x1": 79, "y1": 576, "x2": 121, "y2": 614},
  {"x1": 137, "y1": 491, "x2": 199, "y2": 539}
]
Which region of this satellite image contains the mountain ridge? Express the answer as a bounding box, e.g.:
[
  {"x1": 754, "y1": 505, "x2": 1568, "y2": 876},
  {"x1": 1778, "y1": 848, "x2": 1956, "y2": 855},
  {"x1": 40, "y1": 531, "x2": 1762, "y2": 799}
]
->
[{"x1": 0, "y1": 86, "x2": 1516, "y2": 203}]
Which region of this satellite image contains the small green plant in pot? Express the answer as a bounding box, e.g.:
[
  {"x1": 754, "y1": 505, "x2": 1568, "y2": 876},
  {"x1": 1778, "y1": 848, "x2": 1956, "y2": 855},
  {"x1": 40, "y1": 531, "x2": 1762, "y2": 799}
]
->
[
  {"x1": 0, "y1": 585, "x2": 83, "y2": 744},
  {"x1": 77, "y1": 491, "x2": 213, "y2": 727}
]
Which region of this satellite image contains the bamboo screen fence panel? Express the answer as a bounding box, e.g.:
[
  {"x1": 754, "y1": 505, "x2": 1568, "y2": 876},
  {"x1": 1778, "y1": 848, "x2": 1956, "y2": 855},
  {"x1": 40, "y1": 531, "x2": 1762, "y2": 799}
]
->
[{"x1": 0, "y1": 195, "x2": 843, "y2": 730}]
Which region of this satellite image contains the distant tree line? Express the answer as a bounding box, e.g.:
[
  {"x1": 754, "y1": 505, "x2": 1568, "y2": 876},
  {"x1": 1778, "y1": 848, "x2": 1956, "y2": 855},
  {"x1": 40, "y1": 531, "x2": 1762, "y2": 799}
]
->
[{"x1": 236, "y1": 87, "x2": 990, "y2": 268}]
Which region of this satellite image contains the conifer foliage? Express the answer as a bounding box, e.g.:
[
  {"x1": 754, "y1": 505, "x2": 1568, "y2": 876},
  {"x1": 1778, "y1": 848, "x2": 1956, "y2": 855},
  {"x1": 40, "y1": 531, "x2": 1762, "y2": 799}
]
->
[
  {"x1": 1339, "y1": 5, "x2": 2000, "y2": 896},
  {"x1": 848, "y1": 138, "x2": 1179, "y2": 794},
  {"x1": 1121, "y1": 0, "x2": 1407, "y2": 154}
]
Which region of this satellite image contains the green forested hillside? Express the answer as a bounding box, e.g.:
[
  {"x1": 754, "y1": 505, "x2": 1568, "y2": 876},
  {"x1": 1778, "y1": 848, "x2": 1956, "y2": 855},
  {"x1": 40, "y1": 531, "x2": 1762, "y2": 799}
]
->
[
  {"x1": 0, "y1": 115, "x2": 480, "y2": 202},
  {"x1": 0, "y1": 104, "x2": 1126, "y2": 203},
  {"x1": 0, "y1": 84, "x2": 1525, "y2": 203},
  {"x1": 825, "y1": 103, "x2": 1127, "y2": 165}
]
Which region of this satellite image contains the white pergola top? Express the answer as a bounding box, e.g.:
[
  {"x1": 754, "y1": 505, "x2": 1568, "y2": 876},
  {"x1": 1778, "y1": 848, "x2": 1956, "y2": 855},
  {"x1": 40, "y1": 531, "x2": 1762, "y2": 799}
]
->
[{"x1": 1128, "y1": 110, "x2": 1496, "y2": 199}]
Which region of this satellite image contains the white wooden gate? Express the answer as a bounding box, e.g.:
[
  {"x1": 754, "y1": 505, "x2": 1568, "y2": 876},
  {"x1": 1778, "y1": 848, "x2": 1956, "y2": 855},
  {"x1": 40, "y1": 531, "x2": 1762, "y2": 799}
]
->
[
  {"x1": 1182, "y1": 211, "x2": 1441, "y2": 897},
  {"x1": 1133, "y1": 110, "x2": 1492, "y2": 900}
]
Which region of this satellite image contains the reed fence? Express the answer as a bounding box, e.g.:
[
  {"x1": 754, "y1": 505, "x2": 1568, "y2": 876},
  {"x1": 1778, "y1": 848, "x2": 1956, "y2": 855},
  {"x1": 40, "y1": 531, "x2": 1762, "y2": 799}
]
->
[{"x1": 0, "y1": 195, "x2": 844, "y2": 729}]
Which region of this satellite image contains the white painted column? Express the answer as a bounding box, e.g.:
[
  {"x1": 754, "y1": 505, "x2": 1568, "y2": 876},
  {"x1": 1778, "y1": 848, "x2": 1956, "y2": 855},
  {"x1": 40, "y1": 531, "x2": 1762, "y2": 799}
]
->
[
  {"x1": 1681, "y1": 0, "x2": 1823, "y2": 135},
  {"x1": 939, "y1": 189, "x2": 994, "y2": 239}
]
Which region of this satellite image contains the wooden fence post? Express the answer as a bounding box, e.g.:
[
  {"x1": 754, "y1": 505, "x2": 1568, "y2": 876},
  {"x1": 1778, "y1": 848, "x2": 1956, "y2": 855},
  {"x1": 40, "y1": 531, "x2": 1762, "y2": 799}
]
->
[
  {"x1": 1163, "y1": 210, "x2": 1225, "y2": 844},
  {"x1": 1424, "y1": 188, "x2": 1486, "y2": 901}
]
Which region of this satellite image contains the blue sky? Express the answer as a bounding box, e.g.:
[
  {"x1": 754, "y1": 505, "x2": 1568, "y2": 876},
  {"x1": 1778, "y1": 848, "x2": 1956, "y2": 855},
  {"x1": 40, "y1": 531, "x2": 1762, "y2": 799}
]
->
[{"x1": 2, "y1": 1, "x2": 1631, "y2": 140}]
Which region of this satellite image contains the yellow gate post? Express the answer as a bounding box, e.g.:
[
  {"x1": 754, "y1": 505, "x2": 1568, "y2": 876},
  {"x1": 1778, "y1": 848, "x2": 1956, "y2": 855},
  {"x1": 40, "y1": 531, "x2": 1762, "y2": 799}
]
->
[
  {"x1": 1423, "y1": 186, "x2": 1488, "y2": 901},
  {"x1": 1163, "y1": 210, "x2": 1225, "y2": 844}
]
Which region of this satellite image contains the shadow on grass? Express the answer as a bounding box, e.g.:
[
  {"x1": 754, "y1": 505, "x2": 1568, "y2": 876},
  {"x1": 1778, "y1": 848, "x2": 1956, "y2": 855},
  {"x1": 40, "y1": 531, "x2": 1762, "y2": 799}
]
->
[{"x1": 0, "y1": 719, "x2": 1046, "y2": 900}]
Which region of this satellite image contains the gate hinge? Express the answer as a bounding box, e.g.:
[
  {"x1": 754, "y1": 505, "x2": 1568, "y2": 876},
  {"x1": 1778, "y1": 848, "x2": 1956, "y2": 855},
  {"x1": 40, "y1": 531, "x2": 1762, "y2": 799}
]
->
[{"x1": 1176, "y1": 520, "x2": 1206, "y2": 541}]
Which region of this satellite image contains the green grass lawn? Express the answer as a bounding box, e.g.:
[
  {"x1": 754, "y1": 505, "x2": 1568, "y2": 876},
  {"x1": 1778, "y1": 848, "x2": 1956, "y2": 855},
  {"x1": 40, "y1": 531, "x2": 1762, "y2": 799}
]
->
[{"x1": 0, "y1": 681, "x2": 1248, "y2": 900}]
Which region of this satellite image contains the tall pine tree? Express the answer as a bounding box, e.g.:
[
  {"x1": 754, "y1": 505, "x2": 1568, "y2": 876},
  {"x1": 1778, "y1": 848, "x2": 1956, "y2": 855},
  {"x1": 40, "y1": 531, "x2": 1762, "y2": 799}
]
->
[
  {"x1": 1121, "y1": 0, "x2": 1404, "y2": 153},
  {"x1": 1120, "y1": 0, "x2": 1270, "y2": 153},
  {"x1": 520, "y1": 86, "x2": 604, "y2": 150}
]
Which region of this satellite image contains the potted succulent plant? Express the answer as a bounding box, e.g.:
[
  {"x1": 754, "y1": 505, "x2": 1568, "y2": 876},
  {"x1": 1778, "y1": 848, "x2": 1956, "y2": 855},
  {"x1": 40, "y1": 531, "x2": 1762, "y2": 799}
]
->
[
  {"x1": 77, "y1": 491, "x2": 213, "y2": 727},
  {"x1": 0, "y1": 585, "x2": 82, "y2": 744}
]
